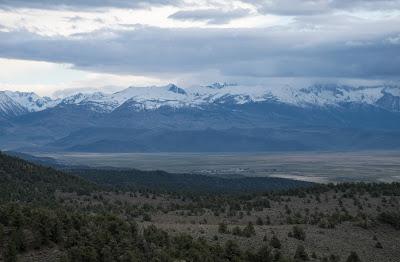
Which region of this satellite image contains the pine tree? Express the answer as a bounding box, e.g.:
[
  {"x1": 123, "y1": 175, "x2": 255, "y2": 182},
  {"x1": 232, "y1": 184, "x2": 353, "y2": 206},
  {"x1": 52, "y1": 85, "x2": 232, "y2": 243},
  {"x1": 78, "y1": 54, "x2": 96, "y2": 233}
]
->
[
  {"x1": 224, "y1": 240, "x2": 241, "y2": 260},
  {"x1": 255, "y1": 245, "x2": 273, "y2": 262},
  {"x1": 0, "y1": 223, "x2": 4, "y2": 245},
  {"x1": 3, "y1": 240, "x2": 18, "y2": 262},
  {"x1": 242, "y1": 222, "x2": 256, "y2": 237},
  {"x1": 270, "y1": 235, "x2": 281, "y2": 249},
  {"x1": 346, "y1": 251, "x2": 361, "y2": 262},
  {"x1": 294, "y1": 245, "x2": 309, "y2": 261},
  {"x1": 291, "y1": 226, "x2": 306, "y2": 241},
  {"x1": 218, "y1": 221, "x2": 228, "y2": 234},
  {"x1": 232, "y1": 226, "x2": 242, "y2": 236},
  {"x1": 11, "y1": 229, "x2": 26, "y2": 252}
]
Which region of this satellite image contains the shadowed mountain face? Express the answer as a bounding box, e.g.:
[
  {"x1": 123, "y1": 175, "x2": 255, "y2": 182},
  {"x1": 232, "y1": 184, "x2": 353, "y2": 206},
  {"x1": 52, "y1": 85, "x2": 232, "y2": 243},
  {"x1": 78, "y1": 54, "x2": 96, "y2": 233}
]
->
[{"x1": 1, "y1": 83, "x2": 400, "y2": 152}]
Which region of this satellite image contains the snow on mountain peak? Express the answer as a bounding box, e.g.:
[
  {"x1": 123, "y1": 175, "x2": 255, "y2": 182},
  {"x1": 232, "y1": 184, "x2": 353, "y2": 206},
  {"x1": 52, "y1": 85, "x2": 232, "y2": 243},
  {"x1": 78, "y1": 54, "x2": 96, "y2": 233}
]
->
[
  {"x1": 1, "y1": 83, "x2": 400, "y2": 116},
  {"x1": 167, "y1": 84, "x2": 187, "y2": 95},
  {"x1": 383, "y1": 86, "x2": 400, "y2": 97},
  {"x1": 0, "y1": 90, "x2": 57, "y2": 113},
  {"x1": 0, "y1": 92, "x2": 26, "y2": 117},
  {"x1": 206, "y1": 82, "x2": 237, "y2": 89},
  {"x1": 61, "y1": 92, "x2": 106, "y2": 104}
]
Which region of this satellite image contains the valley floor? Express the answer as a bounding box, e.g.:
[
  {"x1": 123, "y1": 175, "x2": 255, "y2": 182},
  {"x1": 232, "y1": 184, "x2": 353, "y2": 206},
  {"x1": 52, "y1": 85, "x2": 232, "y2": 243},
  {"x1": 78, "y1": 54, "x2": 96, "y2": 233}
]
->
[{"x1": 38, "y1": 150, "x2": 400, "y2": 183}]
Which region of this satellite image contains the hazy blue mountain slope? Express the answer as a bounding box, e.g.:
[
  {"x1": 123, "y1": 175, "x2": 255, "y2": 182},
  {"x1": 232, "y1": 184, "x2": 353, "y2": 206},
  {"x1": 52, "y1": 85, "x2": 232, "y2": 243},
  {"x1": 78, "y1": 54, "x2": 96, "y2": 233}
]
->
[
  {"x1": 43, "y1": 127, "x2": 400, "y2": 152},
  {"x1": 69, "y1": 100, "x2": 400, "y2": 130}
]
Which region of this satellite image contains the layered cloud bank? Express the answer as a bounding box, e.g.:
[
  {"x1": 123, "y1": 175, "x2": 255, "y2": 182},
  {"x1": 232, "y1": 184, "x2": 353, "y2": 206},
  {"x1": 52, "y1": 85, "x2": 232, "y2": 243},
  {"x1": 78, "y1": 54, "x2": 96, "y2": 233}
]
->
[{"x1": 0, "y1": 0, "x2": 399, "y2": 95}]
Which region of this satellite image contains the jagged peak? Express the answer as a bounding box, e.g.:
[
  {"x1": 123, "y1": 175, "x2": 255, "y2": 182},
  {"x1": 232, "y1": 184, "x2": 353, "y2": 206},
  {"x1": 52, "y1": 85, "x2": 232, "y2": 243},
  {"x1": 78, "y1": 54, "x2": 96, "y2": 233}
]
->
[
  {"x1": 1, "y1": 82, "x2": 400, "y2": 116},
  {"x1": 62, "y1": 91, "x2": 106, "y2": 102},
  {"x1": 166, "y1": 83, "x2": 186, "y2": 95},
  {"x1": 382, "y1": 86, "x2": 400, "y2": 97},
  {"x1": 300, "y1": 84, "x2": 354, "y2": 94},
  {"x1": 206, "y1": 82, "x2": 237, "y2": 89}
]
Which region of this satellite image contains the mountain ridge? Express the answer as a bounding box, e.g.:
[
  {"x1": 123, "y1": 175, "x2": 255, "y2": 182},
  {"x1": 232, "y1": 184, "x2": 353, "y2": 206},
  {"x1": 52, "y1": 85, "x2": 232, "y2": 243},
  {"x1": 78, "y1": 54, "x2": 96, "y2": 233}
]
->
[
  {"x1": 1, "y1": 83, "x2": 400, "y2": 117},
  {"x1": 1, "y1": 83, "x2": 400, "y2": 152}
]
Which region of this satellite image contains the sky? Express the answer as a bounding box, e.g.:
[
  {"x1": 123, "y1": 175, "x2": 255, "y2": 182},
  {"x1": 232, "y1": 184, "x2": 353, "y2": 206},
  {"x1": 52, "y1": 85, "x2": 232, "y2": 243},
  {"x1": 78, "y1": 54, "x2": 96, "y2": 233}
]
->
[{"x1": 0, "y1": 0, "x2": 399, "y2": 96}]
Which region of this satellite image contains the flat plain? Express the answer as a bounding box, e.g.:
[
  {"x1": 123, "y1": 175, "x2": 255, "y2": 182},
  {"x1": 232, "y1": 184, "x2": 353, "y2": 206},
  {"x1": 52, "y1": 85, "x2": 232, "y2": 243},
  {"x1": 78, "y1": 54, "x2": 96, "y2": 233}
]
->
[{"x1": 37, "y1": 150, "x2": 400, "y2": 183}]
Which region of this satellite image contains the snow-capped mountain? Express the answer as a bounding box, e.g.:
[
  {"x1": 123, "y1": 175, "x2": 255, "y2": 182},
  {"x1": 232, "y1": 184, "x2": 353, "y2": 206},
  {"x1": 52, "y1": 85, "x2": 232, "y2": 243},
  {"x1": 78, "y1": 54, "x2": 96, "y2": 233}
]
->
[
  {"x1": 0, "y1": 92, "x2": 26, "y2": 118},
  {"x1": 0, "y1": 90, "x2": 58, "y2": 118},
  {"x1": 1, "y1": 83, "x2": 400, "y2": 152},
  {"x1": 1, "y1": 83, "x2": 400, "y2": 117},
  {"x1": 55, "y1": 83, "x2": 400, "y2": 112}
]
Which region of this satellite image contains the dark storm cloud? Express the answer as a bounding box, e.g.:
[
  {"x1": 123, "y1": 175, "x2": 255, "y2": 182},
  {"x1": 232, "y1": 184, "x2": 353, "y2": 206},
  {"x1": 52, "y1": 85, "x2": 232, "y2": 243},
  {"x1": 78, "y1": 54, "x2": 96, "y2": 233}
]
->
[
  {"x1": 169, "y1": 8, "x2": 251, "y2": 24},
  {"x1": 0, "y1": 0, "x2": 181, "y2": 10},
  {"x1": 0, "y1": 26, "x2": 399, "y2": 79},
  {"x1": 245, "y1": 0, "x2": 400, "y2": 16},
  {"x1": 331, "y1": 0, "x2": 400, "y2": 10}
]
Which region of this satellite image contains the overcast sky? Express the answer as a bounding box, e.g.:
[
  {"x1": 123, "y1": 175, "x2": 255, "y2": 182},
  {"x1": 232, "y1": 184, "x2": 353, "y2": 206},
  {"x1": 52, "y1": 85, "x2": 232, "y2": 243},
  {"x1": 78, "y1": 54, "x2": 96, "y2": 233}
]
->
[{"x1": 0, "y1": 0, "x2": 399, "y2": 96}]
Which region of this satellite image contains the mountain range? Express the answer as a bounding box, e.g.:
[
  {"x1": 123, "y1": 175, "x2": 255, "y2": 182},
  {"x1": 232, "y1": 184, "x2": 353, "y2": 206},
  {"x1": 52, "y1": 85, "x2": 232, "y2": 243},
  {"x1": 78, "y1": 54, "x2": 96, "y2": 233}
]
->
[
  {"x1": 1, "y1": 83, "x2": 400, "y2": 152},
  {"x1": 2, "y1": 83, "x2": 400, "y2": 115}
]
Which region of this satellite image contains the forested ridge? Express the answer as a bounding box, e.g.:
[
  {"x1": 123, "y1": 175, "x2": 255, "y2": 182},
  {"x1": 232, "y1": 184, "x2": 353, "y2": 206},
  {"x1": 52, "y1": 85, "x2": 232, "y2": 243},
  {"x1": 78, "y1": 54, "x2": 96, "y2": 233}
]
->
[
  {"x1": 0, "y1": 152, "x2": 96, "y2": 202},
  {"x1": 71, "y1": 168, "x2": 313, "y2": 194}
]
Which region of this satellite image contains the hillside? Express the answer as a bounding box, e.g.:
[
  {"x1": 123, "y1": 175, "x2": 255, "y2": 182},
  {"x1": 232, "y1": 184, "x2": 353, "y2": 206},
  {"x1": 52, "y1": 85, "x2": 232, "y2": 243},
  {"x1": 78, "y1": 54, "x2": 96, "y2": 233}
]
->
[
  {"x1": 0, "y1": 153, "x2": 399, "y2": 261},
  {"x1": 0, "y1": 152, "x2": 96, "y2": 202},
  {"x1": 71, "y1": 168, "x2": 313, "y2": 193}
]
